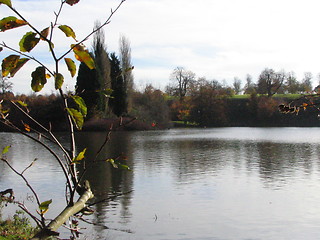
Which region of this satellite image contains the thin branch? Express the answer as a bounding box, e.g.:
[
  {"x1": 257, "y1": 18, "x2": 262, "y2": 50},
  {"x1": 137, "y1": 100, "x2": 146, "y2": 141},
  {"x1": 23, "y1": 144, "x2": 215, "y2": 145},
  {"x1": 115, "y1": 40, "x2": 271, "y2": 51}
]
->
[
  {"x1": 0, "y1": 119, "x2": 73, "y2": 197},
  {"x1": 0, "y1": 158, "x2": 45, "y2": 226},
  {"x1": 57, "y1": 0, "x2": 126, "y2": 61},
  {"x1": 0, "y1": 42, "x2": 55, "y2": 76}
]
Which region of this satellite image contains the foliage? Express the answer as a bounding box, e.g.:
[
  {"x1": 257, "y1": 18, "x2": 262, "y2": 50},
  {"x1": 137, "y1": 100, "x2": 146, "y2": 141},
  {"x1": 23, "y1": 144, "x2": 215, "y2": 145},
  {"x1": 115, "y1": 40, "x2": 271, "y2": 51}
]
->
[
  {"x1": 108, "y1": 52, "x2": 126, "y2": 117},
  {"x1": 0, "y1": 209, "x2": 38, "y2": 239},
  {"x1": 131, "y1": 85, "x2": 171, "y2": 128},
  {"x1": 0, "y1": 0, "x2": 129, "y2": 239},
  {"x1": 168, "y1": 67, "x2": 196, "y2": 101}
]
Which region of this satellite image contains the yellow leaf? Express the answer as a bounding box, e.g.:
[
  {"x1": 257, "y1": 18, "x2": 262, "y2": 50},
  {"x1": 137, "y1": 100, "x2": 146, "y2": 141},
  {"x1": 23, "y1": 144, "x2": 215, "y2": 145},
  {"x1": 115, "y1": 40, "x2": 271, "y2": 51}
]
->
[
  {"x1": 58, "y1": 25, "x2": 76, "y2": 40},
  {"x1": 71, "y1": 44, "x2": 95, "y2": 69},
  {"x1": 64, "y1": 58, "x2": 76, "y2": 77}
]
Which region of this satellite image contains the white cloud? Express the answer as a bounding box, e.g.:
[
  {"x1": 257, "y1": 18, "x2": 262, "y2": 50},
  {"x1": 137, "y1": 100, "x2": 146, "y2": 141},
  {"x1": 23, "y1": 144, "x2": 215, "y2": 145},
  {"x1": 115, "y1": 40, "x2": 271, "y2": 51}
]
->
[{"x1": 2, "y1": 0, "x2": 320, "y2": 93}]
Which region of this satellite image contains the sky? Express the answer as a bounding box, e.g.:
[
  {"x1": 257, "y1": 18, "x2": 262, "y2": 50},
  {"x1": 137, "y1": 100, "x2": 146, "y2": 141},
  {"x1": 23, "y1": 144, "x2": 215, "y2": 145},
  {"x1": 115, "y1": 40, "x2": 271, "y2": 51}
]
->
[{"x1": 2, "y1": 0, "x2": 320, "y2": 94}]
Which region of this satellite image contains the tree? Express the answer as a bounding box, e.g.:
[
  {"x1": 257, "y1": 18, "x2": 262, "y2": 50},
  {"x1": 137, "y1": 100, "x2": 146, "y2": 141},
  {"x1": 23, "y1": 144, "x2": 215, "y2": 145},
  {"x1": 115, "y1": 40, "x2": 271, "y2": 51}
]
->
[
  {"x1": 257, "y1": 68, "x2": 285, "y2": 97},
  {"x1": 75, "y1": 21, "x2": 112, "y2": 118},
  {"x1": 0, "y1": 0, "x2": 128, "y2": 239},
  {"x1": 109, "y1": 52, "x2": 127, "y2": 116},
  {"x1": 233, "y1": 77, "x2": 242, "y2": 95},
  {"x1": 119, "y1": 35, "x2": 134, "y2": 114},
  {"x1": 92, "y1": 21, "x2": 112, "y2": 115},
  {"x1": 285, "y1": 71, "x2": 300, "y2": 94},
  {"x1": 300, "y1": 72, "x2": 313, "y2": 93},
  {"x1": 243, "y1": 74, "x2": 256, "y2": 95},
  {"x1": 189, "y1": 79, "x2": 228, "y2": 126},
  {"x1": 169, "y1": 67, "x2": 196, "y2": 101},
  {"x1": 0, "y1": 72, "x2": 13, "y2": 93}
]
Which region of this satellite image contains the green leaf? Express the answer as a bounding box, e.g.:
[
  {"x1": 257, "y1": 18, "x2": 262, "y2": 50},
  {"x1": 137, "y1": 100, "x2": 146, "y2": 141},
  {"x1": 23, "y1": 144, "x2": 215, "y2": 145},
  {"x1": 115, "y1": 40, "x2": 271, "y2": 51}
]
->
[
  {"x1": 99, "y1": 88, "x2": 113, "y2": 98},
  {"x1": 71, "y1": 95, "x2": 87, "y2": 117},
  {"x1": 2, "y1": 145, "x2": 11, "y2": 155},
  {"x1": 0, "y1": 16, "x2": 27, "y2": 32},
  {"x1": 58, "y1": 25, "x2": 76, "y2": 40},
  {"x1": 66, "y1": 108, "x2": 84, "y2": 130},
  {"x1": 118, "y1": 164, "x2": 131, "y2": 171},
  {"x1": 19, "y1": 31, "x2": 40, "y2": 52},
  {"x1": 64, "y1": 58, "x2": 76, "y2": 77},
  {"x1": 106, "y1": 159, "x2": 118, "y2": 168},
  {"x1": 17, "y1": 100, "x2": 28, "y2": 107},
  {"x1": 66, "y1": 0, "x2": 79, "y2": 6},
  {"x1": 39, "y1": 199, "x2": 52, "y2": 214},
  {"x1": 0, "y1": 0, "x2": 12, "y2": 7},
  {"x1": 54, "y1": 73, "x2": 64, "y2": 90},
  {"x1": 72, "y1": 148, "x2": 87, "y2": 164},
  {"x1": 71, "y1": 44, "x2": 95, "y2": 69},
  {"x1": 31, "y1": 66, "x2": 47, "y2": 92}
]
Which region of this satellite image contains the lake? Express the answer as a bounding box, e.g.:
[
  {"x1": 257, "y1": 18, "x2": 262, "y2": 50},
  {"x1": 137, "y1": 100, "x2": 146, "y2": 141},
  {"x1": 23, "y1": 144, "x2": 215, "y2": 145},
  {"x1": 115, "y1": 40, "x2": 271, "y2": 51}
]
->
[{"x1": 1, "y1": 128, "x2": 320, "y2": 240}]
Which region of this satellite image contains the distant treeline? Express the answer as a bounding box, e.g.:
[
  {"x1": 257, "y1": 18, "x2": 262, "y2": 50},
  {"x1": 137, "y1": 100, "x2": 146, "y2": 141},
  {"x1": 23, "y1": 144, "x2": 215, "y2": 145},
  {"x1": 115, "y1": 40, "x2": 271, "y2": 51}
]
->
[{"x1": 1, "y1": 90, "x2": 319, "y2": 132}]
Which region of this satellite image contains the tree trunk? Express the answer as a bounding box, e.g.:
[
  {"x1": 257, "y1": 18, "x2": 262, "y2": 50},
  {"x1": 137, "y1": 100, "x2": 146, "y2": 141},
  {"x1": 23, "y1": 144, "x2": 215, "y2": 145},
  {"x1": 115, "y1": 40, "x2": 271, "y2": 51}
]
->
[{"x1": 31, "y1": 181, "x2": 94, "y2": 240}]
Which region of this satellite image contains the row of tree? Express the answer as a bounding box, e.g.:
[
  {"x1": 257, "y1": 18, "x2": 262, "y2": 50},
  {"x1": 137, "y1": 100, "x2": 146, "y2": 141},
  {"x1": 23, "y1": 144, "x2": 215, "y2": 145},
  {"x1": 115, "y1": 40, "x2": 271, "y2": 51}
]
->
[{"x1": 166, "y1": 67, "x2": 318, "y2": 100}]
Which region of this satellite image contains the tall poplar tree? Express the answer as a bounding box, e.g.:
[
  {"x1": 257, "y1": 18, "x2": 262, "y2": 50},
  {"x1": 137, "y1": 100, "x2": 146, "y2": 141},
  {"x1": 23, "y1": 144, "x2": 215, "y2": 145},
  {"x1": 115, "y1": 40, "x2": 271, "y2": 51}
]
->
[{"x1": 119, "y1": 35, "x2": 134, "y2": 114}]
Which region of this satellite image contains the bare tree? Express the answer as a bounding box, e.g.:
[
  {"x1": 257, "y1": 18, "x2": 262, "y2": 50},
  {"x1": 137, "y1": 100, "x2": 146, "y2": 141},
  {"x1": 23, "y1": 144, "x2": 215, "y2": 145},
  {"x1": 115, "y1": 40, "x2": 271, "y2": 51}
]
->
[
  {"x1": 0, "y1": 71, "x2": 13, "y2": 93},
  {"x1": 170, "y1": 67, "x2": 196, "y2": 101}
]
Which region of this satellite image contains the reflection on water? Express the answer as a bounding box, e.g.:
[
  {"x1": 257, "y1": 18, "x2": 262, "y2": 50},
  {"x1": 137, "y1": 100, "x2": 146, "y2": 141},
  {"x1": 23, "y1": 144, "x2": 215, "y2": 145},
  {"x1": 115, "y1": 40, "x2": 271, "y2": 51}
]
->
[{"x1": 1, "y1": 128, "x2": 320, "y2": 239}]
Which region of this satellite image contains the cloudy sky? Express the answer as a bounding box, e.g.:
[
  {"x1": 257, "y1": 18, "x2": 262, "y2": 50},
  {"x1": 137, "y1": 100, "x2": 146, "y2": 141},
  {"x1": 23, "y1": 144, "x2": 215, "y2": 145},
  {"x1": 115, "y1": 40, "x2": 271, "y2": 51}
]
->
[{"x1": 2, "y1": 0, "x2": 320, "y2": 94}]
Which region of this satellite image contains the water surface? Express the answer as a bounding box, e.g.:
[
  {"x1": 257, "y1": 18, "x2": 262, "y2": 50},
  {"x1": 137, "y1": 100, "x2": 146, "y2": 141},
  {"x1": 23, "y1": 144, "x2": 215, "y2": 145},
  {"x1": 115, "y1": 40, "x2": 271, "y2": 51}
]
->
[{"x1": 1, "y1": 128, "x2": 320, "y2": 240}]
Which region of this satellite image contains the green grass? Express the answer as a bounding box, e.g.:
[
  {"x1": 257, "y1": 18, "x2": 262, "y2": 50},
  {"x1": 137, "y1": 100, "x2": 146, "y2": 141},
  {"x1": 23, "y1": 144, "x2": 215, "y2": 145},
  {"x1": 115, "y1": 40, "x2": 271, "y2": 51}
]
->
[
  {"x1": 230, "y1": 94, "x2": 304, "y2": 99},
  {"x1": 0, "y1": 210, "x2": 37, "y2": 240}
]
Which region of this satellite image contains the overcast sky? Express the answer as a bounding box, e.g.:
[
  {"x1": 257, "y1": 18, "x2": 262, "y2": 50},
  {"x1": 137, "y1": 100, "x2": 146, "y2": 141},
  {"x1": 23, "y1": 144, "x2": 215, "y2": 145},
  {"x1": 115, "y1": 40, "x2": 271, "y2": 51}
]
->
[{"x1": 2, "y1": 0, "x2": 320, "y2": 94}]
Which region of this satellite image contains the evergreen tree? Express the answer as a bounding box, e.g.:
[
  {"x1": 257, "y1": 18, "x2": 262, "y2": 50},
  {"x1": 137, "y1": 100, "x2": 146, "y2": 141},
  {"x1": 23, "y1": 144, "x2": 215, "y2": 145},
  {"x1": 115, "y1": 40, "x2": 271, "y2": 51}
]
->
[
  {"x1": 75, "y1": 61, "x2": 99, "y2": 118},
  {"x1": 109, "y1": 52, "x2": 127, "y2": 116}
]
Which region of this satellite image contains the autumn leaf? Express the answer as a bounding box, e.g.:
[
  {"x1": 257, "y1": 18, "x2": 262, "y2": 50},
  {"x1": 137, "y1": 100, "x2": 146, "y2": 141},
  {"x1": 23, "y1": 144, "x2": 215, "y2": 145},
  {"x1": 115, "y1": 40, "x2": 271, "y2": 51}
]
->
[
  {"x1": 64, "y1": 58, "x2": 76, "y2": 77},
  {"x1": 40, "y1": 27, "x2": 49, "y2": 40},
  {"x1": 54, "y1": 73, "x2": 64, "y2": 90},
  {"x1": 0, "y1": 0, "x2": 12, "y2": 7},
  {"x1": 24, "y1": 123, "x2": 31, "y2": 132},
  {"x1": 0, "y1": 16, "x2": 27, "y2": 32},
  {"x1": 58, "y1": 25, "x2": 76, "y2": 40},
  {"x1": 9, "y1": 58, "x2": 29, "y2": 77},
  {"x1": 65, "y1": 0, "x2": 79, "y2": 6},
  {"x1": 2, "y1": 55, "x2": 19, "y2": 77},
  {"x1": 71, "y1": 44, "x2": 95, "y2": 69},
  {"x1": 2, "y1": 55, "x2": 29, "y2": 78},
  {"x1": 19, "y1": 31, "x2": 40, "y2": 52},
  {"x1": 31, "y1": 67, "x2": 47, "y2": 92}
]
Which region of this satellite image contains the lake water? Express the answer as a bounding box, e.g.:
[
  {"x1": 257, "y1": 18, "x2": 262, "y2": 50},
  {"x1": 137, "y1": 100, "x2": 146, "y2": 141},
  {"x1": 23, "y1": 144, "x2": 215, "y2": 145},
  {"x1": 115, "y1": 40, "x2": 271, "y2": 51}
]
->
[{"x1": 1, "y1": 128, "x2": 320, "y2": 240}]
